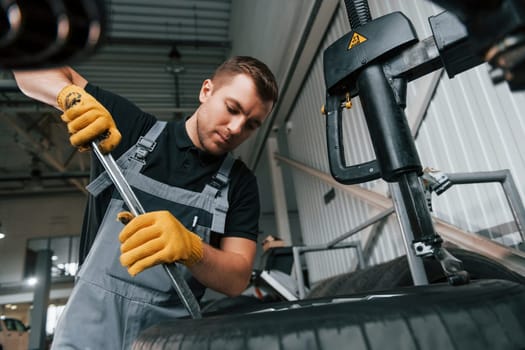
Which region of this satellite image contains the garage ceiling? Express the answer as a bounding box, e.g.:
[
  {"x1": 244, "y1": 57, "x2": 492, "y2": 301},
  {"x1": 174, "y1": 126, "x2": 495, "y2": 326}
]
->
[{"x1": 0, "y1": 0, "x2": 232, "y2": 195}]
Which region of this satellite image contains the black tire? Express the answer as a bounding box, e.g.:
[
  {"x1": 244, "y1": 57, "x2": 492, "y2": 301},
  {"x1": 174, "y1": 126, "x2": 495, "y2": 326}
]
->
[
  {"x1": 201, "y1": 295, "x2": 266, "y2": 315},
  {"x1": 307, "y1": 247, "x2": 525, "y2": 298},
  {"x1": 133, "y1": 279, "x2": 525, "y2": 350}
]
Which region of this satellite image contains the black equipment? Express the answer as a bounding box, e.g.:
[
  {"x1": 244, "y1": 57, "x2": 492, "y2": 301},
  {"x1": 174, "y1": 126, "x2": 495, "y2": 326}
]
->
[
  {"x1": 322, "y1": 0, "x2": 525, "y2": 285},
  {"x1": 0, "y1": 0, "x2": 107, "y2": 68}
]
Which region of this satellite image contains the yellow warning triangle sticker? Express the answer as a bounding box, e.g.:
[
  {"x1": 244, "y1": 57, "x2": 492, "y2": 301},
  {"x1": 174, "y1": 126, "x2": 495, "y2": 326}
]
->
[{"x1": 348, "y1": 32, "x2": 367, "y2": 49}]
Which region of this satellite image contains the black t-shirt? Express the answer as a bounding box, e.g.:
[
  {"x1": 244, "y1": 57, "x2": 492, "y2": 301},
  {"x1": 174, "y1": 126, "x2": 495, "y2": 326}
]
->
[{"x1": 79, "y1": 84, "x2": 260, "y2": 263}]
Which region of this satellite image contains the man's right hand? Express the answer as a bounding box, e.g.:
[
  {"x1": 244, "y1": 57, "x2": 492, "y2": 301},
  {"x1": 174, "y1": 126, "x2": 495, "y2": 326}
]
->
[{"x1": 57, "y1": 85, "x2": 121, "y2": 153}]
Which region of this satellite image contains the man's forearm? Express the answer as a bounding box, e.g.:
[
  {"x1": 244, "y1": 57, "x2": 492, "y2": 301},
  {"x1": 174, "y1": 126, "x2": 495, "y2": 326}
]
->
[
  {"x1": 188, "y1": 242, "x2": 255, "y2": 297},
  {"x1": 13, "y1": 67, "x2": 87, "y2": 109}
]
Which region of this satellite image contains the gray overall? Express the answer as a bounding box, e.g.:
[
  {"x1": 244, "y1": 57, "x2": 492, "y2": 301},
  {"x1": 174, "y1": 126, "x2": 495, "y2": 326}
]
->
[{"x1": 51, "y1": 122, "x2": 234, "y2": 350}]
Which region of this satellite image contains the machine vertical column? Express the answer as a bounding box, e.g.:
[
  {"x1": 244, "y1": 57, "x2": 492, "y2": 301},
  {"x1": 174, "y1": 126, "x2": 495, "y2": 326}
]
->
[
  {"x1": 266, "y1": 136, "x2": 292, "y2": 244},
  {"x1": 29, "y1": 249, "x2": 52, "y2": 350}
]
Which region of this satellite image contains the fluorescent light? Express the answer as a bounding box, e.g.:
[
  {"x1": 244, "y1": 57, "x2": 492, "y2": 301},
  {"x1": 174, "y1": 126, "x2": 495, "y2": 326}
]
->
[
  {"x1": 27, "y1": 277, "x2": 38, "y2": 286},
  {"x1": 0, "y1": 233, "x2": 4, "y2": 239}
]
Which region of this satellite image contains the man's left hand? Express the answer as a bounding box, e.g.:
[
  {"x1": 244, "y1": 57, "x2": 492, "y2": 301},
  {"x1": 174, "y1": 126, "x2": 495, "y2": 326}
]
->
[{"x1": 118, "y1": 210, "x2": 204, "y2": 276}]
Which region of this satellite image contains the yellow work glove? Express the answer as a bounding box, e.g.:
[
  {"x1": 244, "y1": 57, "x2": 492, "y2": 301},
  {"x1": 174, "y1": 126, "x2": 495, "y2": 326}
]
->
[
  {"x1": 118, "y1": 210, "x2": 204, "y2": 276},
  {"x1": 57, "y1": 84, "x2": 121, "y2": 153}
]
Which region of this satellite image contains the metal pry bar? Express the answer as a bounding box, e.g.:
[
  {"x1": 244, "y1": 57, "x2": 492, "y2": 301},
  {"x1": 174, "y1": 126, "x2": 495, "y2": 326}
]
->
[{"x1": 91, "y1": 141, "x2": 202, "y2": 319}]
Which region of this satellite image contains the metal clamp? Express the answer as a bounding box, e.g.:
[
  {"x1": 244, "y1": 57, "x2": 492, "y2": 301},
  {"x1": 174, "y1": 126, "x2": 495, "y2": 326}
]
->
[
  {"x1": 412, "y1": 234, "x2": 443, "y2": 257},
  {"x1": 130, "y1": 136, "x2": 157, "y2": 164}
]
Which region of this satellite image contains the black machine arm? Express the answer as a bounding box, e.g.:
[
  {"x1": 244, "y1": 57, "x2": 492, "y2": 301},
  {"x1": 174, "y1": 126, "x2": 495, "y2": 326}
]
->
[
  {"x1": 324, "y1": 11, "x2": 422, "y2": 184},
  {"x1": 325, "y1": 0, "x2": 525, "y2": 186},
  {"x1": 430, "y1": 0, "x2": 525, "y2": 90},
  {"x1": 324, "y1": 0, "x2": 474, "y2": 285}
]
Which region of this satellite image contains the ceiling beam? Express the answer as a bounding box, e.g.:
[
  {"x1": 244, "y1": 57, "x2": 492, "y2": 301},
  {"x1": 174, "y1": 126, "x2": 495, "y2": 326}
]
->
[
  {"x1": 1, "y1": 113, "x2": 88, "y2": 195},
  {"x1": 106, "y1": 37, "x2": 231, "y2": 48},
  {"x1": 0, "y1": 172, "x2": 90, "y2": 182},
  {"x1": 0, "y1": 187, "x2": 83, "y2": 198}
]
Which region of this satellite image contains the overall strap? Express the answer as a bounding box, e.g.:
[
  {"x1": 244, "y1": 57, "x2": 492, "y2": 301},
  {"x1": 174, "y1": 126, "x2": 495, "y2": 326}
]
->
[
  {"x1": 202, "y1": 153, "x2": 235, "y2": 233},
  {"x1": 86, "y1": 121, "x2": 167, "y2": 196}
]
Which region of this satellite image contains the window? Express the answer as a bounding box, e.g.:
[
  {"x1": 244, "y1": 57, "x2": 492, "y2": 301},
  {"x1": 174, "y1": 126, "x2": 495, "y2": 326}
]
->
[
  {"x1": 4, "y1": 318, "x2": 22, "y2": 331},
  {"x1": 25, "y1": 235, "x2": 80, "y2": 278}
]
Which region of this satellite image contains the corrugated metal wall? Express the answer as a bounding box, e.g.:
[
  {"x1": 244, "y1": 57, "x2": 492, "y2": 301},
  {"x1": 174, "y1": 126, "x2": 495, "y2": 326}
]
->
[{"x1": 285, "y1": 0, "x2": 525, "y2": 285}]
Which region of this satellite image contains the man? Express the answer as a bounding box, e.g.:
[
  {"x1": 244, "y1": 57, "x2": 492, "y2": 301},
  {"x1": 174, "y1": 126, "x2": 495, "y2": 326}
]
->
[
  {"x1": 13, "y1": 55, "x2": 278, "y2": 349},
  {"x1": 261, "y1": 234, "x2": 286, "y2": 252}
]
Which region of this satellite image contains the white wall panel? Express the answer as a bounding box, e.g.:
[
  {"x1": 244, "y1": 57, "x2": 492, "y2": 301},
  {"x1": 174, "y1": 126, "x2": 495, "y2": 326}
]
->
[{"x1": 229, "y1": 0, "x2": 317, "y2": 162}]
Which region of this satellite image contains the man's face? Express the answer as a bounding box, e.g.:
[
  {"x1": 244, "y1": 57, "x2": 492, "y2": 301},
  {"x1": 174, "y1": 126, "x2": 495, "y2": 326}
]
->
[{"x1": 188, "y1": 73, "x2": 273, "y2": 155}]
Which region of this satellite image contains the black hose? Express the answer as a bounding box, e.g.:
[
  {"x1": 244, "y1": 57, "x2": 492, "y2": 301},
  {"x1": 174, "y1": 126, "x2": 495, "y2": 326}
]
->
[{"x1": 344, "y1": 0, "x2": 372, "y2": 29}]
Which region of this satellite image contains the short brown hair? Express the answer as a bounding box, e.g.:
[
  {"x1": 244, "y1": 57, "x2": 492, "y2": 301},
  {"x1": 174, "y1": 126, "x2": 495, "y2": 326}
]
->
[{"x1": 212, "y1": 56, "x2": 279, "y2": 105}]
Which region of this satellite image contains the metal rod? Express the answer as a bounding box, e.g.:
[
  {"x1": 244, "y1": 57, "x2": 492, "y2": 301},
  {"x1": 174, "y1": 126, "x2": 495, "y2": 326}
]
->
[
  {"x1": 501, "y1": 173, "x2": 525, "y2": 242},
  {"x1": 91, "y1": 142, "x2": 202, "y2": 319},
  {"x1": 292, "y1": 247, "x2": 306, "y2": 299},
  {"x1": 447, "y1": 170, "x2": 525, "y2": 242},
  {"x1": 326, "y1": 207, "x2": 395, "y2": 248},
  {"x1": 389, "y1": 182, "x2": 429, "y2": 285},
  {"x1": 355, "y1": 242, "x2": 365, "y2": 269},
  {"x1": 91, "y1": 144, "x2": 144, "y2": 216},
  {"x1": 396, "y1": 172, "x2": 439, "y2": 243},
  {"x1": 293, "y1": 242, "x2": 366, "y2": 299},
  {"x1": 447, "y1": 170, "x2": 510, "y2": 184}
]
